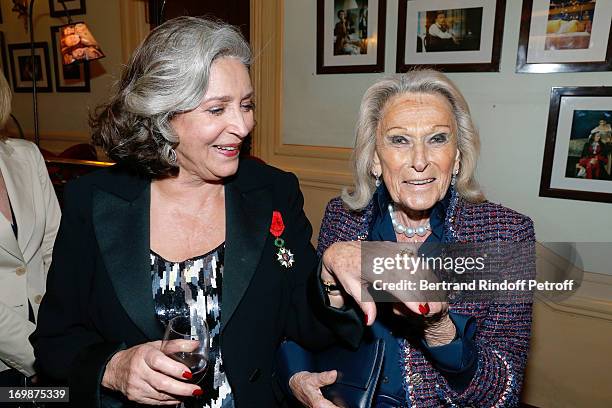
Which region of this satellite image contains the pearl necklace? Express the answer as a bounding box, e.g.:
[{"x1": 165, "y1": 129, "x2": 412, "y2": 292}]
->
[{"x1": 388, "y1": 203, "x2": 431, "y2": 238}]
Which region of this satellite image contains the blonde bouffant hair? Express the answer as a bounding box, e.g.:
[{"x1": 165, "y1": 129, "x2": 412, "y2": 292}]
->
[{"x1": 342, "y1": 70, "x2": 485, "y2": 210}]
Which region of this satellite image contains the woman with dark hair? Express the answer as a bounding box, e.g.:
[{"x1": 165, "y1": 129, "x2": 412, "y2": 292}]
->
[{"x1": 31, "y1": 16, "x2": 346, "y2": 408}]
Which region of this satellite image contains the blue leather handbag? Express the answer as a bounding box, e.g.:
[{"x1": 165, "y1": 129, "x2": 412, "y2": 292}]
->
[{"x1": 277, "y1": 337, "x2": 386, "y2": 408}]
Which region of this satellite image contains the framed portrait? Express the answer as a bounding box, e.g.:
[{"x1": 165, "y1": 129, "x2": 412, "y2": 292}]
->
[
  {"x1": 49, "y1": 0, "x2": 86, "y2": 17},
  {"x1": 396, "y1": 0, "x2": 506, "y2": 72},
  {"x1": 517, "y1": 0, "x2": 612, "y2": 73},
  {"x1": 8, "y1": 42, "x2": 52, "y2": 93},
  {"x1": 540, "y1": 87, "x2": 612, "y2": 203},
  {"x1": 316, "y1": 0, "x2": 387, "y2": 74},
  {"x1": 50, "y1": 25, "x2": 90, "y2": 92},
  {"x1": 0, "y1": 32, "x2": 9, "y2": 85}
]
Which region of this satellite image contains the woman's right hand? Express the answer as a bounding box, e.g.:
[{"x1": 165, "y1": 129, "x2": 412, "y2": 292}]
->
[
  {"x1": 289, "y1": 370, "x2": 340, "y2": 408},
  {"x1": 322, "y1": 241, "x2": 447, "y2": 325},
  {"x1": 101, "y1": 340, "x2": 202, "y2": 405}
]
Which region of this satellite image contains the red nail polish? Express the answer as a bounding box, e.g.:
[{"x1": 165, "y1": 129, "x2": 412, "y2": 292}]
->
[
  {"x1": 363, "y1": 313, "x2": 369, "y2": 325},
  {"x1": 419, "y1": 303, "x2": 430, "y2": 315},
  {"x1": 192, "y1": 388, "x2": 204, "y2": 396},
  {"x1": 182, "y1": 371, "x2": 192, "y2": 380}
]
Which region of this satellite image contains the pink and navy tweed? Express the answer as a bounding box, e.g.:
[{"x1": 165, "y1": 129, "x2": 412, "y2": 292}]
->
[{"x1": 317, "y1": 196, "x2": 535, "y2": 407}]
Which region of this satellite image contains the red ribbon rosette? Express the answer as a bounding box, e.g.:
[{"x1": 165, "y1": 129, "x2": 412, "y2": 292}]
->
[{"x1": 270, "y1": 211, "x2": 285, "y2": 238}]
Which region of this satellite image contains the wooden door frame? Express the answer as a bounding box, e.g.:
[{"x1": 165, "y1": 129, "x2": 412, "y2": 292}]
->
[{"x1": 250, "y1": 0, "x2": 353, "y2": 188}]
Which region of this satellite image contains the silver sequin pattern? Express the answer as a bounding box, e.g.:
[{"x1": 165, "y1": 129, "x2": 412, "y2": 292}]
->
[{"x1": 151, "y1": 244, "x2": 234, "y2": 408}]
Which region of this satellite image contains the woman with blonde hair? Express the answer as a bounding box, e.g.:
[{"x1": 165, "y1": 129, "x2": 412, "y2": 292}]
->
[
  {"x1": 0, "y1": 71, "x2": 60, "y2": 388},
  {"x1": 284, "y1": 70, "x2": 535, "y2": 407}
]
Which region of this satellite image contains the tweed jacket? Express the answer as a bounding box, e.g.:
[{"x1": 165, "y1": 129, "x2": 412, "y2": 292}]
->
[{"x1": 316, "y1": 196, "x2": 535, "y2": 408}]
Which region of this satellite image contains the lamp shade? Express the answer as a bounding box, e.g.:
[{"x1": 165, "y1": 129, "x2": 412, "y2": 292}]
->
[{"x1": 59, "y1": 22, "x2": 105, "y2": 65}]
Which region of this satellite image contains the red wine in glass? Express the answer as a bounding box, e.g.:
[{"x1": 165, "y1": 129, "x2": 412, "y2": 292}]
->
[
  {"x1": 168, "y1": 351, "x2": 208, "y2": 379},
  {"x1": 162, "y1": 314, "x2": 210, "y2": 384}
]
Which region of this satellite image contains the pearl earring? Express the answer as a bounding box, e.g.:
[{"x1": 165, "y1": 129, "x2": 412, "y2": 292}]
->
[{"x1": 374, "y1": 173, "x2": 381, "y2": 187}]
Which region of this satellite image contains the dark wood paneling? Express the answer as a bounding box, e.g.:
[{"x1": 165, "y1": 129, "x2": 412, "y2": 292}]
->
[{"x1": 149, "y1": 0, "x2": 249, "y2": 41}]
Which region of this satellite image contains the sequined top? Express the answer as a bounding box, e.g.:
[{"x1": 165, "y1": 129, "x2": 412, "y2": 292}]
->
[{"x1": 151, "y1": 244, "x2": 234, "y2": 408}]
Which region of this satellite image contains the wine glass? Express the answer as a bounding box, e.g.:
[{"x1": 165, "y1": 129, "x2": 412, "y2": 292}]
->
[{"x1": 161, "y1": 313, "x2": 210, "y2": 384}]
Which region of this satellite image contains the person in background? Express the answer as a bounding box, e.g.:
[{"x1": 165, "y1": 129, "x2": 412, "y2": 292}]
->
[
  {"x1": 285, "y1": 70, "x2": 535, "y2": 407},
  {"x1": 428, "y1": 12, "x2": 453, "y2": 39},
  {"x1": 31, "y1": 16, "x2": 353, "y2": 408},
  {"x1": 358, "y1": 7, "x2": 368, "y2": 52},
  {"x1": 577, "y1": 132, "x2": 608, "y2": 179},
  {"x1": 591, "y1": 119, "x2": 612, "y2": 142},
  {"x1": 334, "y1": 9, "x2": 360, "y2": 55},
  {"x1": 589, "y1": 119, "x2": 612, "y2": 178},
  {"x1": 0, "y1": 71, "x2": 61, "y2": 389},
  {"x1": 427, "y1": 11, "x2": 458, "y2": 51}
]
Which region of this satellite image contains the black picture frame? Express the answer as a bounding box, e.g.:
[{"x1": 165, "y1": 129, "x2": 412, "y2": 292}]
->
[
  {"x1": 49, "y1": 0, "x2": 86, "y2": 18},
  {"x1": 540, "y1": 86, "x2": 612, "y2": 203},
  {"x1": 0, "y1": 32, "x2": 9, "y2": 85},
  {"x1": 148, "y1": 0, "x2": 163, "y2": 27},
  {"x1": 516, "y1": 0, "x2": 612, "y2": 73},
  {"x1": 8, "y1": 42, "x2": 53, "y2": 93},
  {"x1": 50, "y1": 25, "x2": 90, "y2": 92},
  {"x1": 396, "y1": 0, "x2": 506, "y2": 72},
  {"x1": 316, "y1": 0, "x2": 387, "y2": 74}
]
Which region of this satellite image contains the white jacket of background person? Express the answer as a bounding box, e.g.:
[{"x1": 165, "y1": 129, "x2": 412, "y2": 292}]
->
[
  {"x1": 0, "y1": 138, "x2": 60, "y2": 377},
  {"x1": 428, "y1": 23, "x2": 455, "y2": 39}
]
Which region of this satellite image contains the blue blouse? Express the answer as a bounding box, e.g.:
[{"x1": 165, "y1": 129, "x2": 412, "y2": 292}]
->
[{"x1": 369, "y1": 185, "x2": 477, "y2": 396}]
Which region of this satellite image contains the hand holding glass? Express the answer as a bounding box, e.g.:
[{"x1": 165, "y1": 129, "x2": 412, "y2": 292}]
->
[{"x1": 161, "y1": 314, "x2": 210, "y2": 383}]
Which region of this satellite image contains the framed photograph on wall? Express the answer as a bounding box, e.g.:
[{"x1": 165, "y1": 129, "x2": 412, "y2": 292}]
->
[
  {"x1": 49, "y1": 0, "x2": 86, "y2": 17},
  {"x1": 540, "y1": 87, "x2": 612, "y2": 203},
  {"x1": 316, "y1": 0, "x2": 387, "y2": 74},
  {"x1": 8, "y1": 42, "x2": 52, "y2": 93},
  {"x1": 517, "y1": 0, "x2": 612, "y2": 73},
  {"x1": 396, "y1": 0, "x2": 506, "y2": 72},
  {"x1": 50, "y1": 25, "x2": 90, "y2": 92}
]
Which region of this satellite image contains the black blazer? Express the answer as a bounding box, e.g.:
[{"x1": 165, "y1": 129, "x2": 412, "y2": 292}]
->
[{"x1": 31, "y1": 159, "x2": 337, "y2": 407}]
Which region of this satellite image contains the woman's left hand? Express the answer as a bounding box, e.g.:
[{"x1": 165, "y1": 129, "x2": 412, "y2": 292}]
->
[
  {"x1": 424, "y1": 312, "x2": 457, "y2": 346},
  {"x1": 391, "y1": 301, "x2": 448, "y2": 318},
  {"x1": 391, "y1": 302, "x2": 456, "y2": 346},
  {"x1": 289, "y1": 370, "x2": 341, "y2": 408},
  {"x1": 101, "y1": 340, "x2": 200, "y2": 405}
]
